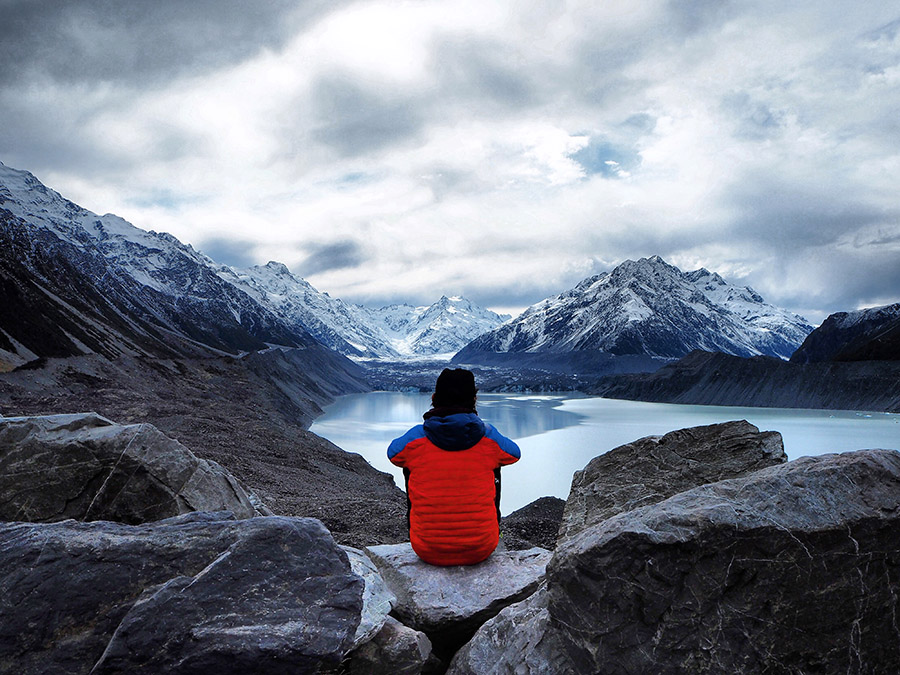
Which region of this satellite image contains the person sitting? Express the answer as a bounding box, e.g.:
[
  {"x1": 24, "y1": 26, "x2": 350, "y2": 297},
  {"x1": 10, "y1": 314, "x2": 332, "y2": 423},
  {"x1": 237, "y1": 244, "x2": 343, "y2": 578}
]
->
[{"x1": 387, "y1": 368, "x2": 520, "y2": 566}]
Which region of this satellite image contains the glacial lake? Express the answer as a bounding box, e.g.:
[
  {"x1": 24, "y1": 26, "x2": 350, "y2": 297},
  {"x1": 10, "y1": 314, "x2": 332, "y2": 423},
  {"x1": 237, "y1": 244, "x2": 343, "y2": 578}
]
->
[{"x1": 310, "y1": 392, "x2": 900, "y2": 513}]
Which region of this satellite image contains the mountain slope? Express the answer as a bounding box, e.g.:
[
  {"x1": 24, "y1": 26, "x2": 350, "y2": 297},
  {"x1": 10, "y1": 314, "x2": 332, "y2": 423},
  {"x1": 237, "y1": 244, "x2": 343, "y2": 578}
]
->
[
  {"x1": 0, "y1": 160, "x2": 508, "y2": 368},
  {"x1": 221, "y1": 260, "x2": 510, "y2": 358},
  {"x1": 791, "y1": 303, "x2": 900, "y2": 363},
  {"x1": 0, "y1": 161, "x2": 317, "y2": 368},
  {"x1": 218, "y1": 262, "x2": 400, "y2": 358},
  {"x1": 456, "y1": 256, "x2": 812, "y2": 361}
]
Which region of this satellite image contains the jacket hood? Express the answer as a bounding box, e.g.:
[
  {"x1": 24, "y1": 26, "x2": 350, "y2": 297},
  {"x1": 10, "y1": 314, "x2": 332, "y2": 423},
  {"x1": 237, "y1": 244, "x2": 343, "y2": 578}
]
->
[{"x1": 422, "y1": 412, "x2": 486, "y2": 451}]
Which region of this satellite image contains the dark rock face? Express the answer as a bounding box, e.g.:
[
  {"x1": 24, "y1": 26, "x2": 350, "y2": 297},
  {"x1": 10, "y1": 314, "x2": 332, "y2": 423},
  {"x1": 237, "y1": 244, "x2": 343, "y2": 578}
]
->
[
  {"x1": 791, "y1": 302, "x2": 900, "y2": 363},
  {"x1": 0, "y1": 413, "x2": 265, "y2": 523},
  {"x1": 364, "y1": 542, "x2": 551, "y2": 657},
  {"x1": 558, "y1": 420, "x2": 785, "y2": 544},
  {"x1": 500, "y1": 496, "x2": 566, "y2": 551},
  {"x1": 0, "y1": 513, "x2": 364, "y2": 674},
  {"x1": 547, "y1": 449, "x2": 900, "y2": 673},
  {"x1": 0, "y1": 204, "x2": 310, "y2": 363},
  {"x1": 594, "y1": 349, "x2": 900, "y2": 413},
  {"x1": 450, "y1": 349, "x2": 670, "y2": 379}
]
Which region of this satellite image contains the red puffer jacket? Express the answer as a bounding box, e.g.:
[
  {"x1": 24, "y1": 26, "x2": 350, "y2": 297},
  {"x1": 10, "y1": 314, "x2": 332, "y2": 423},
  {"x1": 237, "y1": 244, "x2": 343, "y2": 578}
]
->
[{"x1": 388, "y1": 409, "x2": 520, "y2": 566}]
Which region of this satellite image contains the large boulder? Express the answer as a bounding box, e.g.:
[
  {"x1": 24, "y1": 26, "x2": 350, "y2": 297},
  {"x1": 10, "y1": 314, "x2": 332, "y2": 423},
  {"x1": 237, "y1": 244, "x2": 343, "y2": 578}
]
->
[
  {"x1": 558, "y1": 419, "x2": 785, "y2": 543},
  {"x1": 0, "y1": 413, "x2": 267, "y2": 523},
  {"x1": 546, "y1": 448, "x2": 900, "y2": 673},
  {"x1": 0, "y1": 512, "x2": 364, "y2": 674},
  {"x1": 364, "y1": 542, "x2": 551, "y2": 656},
  {"x1": 451, "y1": 448, "x2": 900, "y2": 673}
]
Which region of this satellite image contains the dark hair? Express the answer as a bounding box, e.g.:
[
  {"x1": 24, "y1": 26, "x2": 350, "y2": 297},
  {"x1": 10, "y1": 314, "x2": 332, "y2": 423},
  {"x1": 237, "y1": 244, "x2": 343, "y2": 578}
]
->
[{"x1": 432, "y1": 368, "x2": 477, "y2": 408}]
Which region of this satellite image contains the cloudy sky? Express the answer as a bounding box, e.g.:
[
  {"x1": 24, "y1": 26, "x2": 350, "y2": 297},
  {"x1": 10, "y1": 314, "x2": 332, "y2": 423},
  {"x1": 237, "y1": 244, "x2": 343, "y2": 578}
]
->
[{"x1": 1, "y1": 0, "x2": 899, "y2": 323}]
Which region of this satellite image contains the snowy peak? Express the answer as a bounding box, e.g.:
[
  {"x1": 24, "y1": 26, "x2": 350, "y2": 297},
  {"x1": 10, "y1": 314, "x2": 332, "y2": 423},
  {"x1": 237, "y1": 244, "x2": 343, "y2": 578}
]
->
[
  {"x1": 218, "y1": 261, "x2": 510, "y2": 358},
  {"x1": 218, "y1": 263, "x2": 398, "y2": 358},
  {"x1": 457, "y1": 256, "x2": 813, "y2": 360},
  {"x1": 356, "y1": 296, "x2": 511, "y2": 357}
]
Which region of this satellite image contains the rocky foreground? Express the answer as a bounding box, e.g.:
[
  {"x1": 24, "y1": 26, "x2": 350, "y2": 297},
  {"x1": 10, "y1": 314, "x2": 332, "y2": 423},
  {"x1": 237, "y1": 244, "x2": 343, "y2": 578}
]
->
[
  {"x1": 0, "y1": 349, "x2": 409, "y2": 547},
  {"x1": 2, "y1": 414, "x2": 898, "y2": 673}
]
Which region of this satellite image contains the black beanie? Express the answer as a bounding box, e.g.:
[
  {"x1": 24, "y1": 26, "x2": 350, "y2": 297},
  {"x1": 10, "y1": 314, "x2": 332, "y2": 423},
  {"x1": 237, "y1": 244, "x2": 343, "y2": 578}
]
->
[{"x1": 432, "y1": 368, "x2": 477, "y2": 408}]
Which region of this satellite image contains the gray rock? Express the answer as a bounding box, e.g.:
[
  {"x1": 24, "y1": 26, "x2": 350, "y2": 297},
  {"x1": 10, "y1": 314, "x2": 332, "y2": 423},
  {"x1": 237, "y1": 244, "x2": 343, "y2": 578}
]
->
[
  {"x1": 364, "y1": 542, "x2": 551, "y2": 654},
  {"x1": 0, "y1": 513, "x2": 364, "y2": 674},
  {"x1": 342, "y1": 546, "x2": 396, "y2": 649},
  {"x1": 558, "y1": 420, "x2": 785, "y2": 544},
  {"x1": 0, "y1": 413, "x2": 264, "y2": 523},
  {"x1": 446, "y1": 585, "x2": 576, "y2": 675},
  {"x1": 347, "y1": 616, "x2": 434, "y2": 675},
  {"x1": 547, "y1": 448, "x2": 900, "y2": 673}
]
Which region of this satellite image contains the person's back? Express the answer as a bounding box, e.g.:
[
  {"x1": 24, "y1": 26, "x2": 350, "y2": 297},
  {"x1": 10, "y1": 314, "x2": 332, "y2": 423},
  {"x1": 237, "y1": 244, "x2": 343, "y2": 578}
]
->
[{"x1": 388, "y1": 369, "x2": 520, "y2": 566}]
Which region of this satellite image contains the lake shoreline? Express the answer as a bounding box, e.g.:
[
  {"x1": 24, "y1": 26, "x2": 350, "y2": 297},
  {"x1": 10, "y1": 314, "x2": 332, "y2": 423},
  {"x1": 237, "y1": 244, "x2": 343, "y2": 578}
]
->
[{"x1": 311, "y1": 391, "x2": 900, "y2": 514}]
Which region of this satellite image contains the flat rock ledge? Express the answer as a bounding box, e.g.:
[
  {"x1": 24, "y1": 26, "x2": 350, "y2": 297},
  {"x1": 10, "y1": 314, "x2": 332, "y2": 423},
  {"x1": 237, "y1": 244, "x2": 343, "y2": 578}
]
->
[
  {"x1": 0, "y1": 512, "x2": 363, "y2": 675},
  {"x1": 365, "y1": 542, "x2": 551, "y2": 657},
  {"x1": 454, "y1": 448, "x2": 900, "y2": 674},
  {"x1": 0, "y1": 413, "x2": 268, "y2": 523},
  {"x1": 558, "y1": 419, "x2": 785, "y2": 544}
]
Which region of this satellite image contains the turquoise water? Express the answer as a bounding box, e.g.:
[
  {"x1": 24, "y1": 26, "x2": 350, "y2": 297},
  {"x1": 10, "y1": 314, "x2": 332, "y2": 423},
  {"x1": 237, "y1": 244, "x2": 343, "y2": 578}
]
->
[{"x1": 310, "y1": 392, "x2": 900, "y2": 513}]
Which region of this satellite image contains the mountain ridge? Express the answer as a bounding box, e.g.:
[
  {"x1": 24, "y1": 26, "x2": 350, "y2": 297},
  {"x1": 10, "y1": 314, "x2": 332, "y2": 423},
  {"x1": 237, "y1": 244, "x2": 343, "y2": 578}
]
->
[
  {"x1": 456, "y1": 255, "x2": 813, "y2": 362},
  {"x1": 0, "y1": 160, "x2": 508, "y2": 366},
  {"x1": 791, "y1": 302, "x2": 900, "y2": 363},
  {"x1": 221, "y1": 261, "x2": 511, "y2": 359}
]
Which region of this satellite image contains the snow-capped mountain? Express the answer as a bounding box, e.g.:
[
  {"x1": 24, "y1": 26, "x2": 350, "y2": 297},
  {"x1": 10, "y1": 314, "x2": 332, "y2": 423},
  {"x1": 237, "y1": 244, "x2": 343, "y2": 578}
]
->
[
  {"x1": 221, "y1": 260, "x2": 510, "y2": 358},
  {"x1": 456, "y1": 256, "x2": 813, "y2": 361},
  {"x1": 0, "y1": 160, "x2": 508, "y2": 367},
  {"x1": 791, "y1": 302, "x2": 900, "y2": 363},
  {"x1": 0, "y1": 161, "x2": 315, "y2": 367},
  {"x1": 217, "y1": 262, "x2": 400, "y2": 357},
  {"x1": 358, "y1": 296, "x2": 511, "y2": 357}
]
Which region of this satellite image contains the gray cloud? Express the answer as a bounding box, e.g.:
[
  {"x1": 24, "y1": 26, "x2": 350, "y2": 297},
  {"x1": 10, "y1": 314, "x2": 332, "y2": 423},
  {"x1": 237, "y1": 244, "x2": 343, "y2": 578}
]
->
[
  {"x1": 566, "y1": 42, "x2": 648, "y2": 108},
  {"x1": 310, "y1": 77, "x2": 426, "y2": 157},
  {"x1": 663, "y1": 0, "x2": 741, "y2": 37},
  {"x1": 300, "y1": 240, "x2": 368, "y2": 276},
  {"x1": 431, "y1": 37, "x2": 541, "y2": 110},
  {"x1": 199, "y1": 237, "x2": 258, "y2": 269},
  {"x1": 725, "y1": 175, "x2": 891, "y2": 249},
  {"x1": 771, "y1": 245, "x2": 900, "y2": 320},
  {"x1": 0, "y1": 0, "x2": 347, "y2": 86},
  {"x1": 720, "y1": 92, "x2": 786, "y2": 141}
]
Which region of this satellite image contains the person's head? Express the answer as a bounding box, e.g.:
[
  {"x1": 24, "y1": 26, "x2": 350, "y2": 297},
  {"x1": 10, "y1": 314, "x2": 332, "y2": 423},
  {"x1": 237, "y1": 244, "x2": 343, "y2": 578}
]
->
[{"x1": 432, "y1": 368, "x2": 477, "y2": 410}]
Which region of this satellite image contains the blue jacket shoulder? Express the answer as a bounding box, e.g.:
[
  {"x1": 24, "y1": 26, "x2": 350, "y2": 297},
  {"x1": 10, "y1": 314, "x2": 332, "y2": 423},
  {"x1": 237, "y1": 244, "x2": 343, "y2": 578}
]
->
[
  {"x1": 484, "y1": 423, "x2": 521, "y2": 459},
  {"x1": 388, "y1": 424, "x2": 426, "y2": 459}
]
